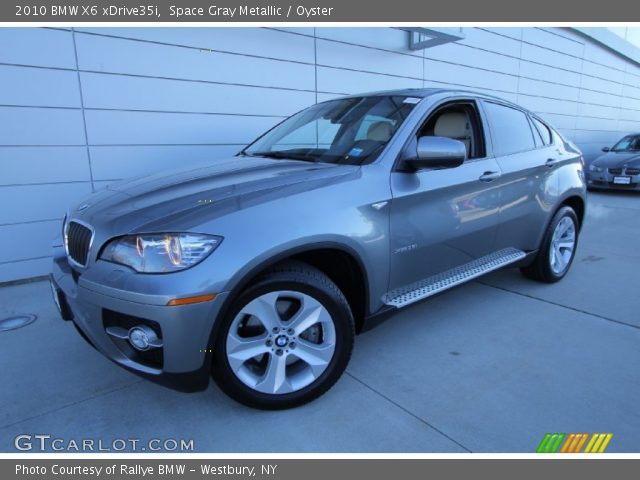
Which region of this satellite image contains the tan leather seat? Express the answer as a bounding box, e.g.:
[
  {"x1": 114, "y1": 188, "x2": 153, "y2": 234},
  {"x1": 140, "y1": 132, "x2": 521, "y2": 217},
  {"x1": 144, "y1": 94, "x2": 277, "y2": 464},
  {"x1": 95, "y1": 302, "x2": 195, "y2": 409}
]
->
[
  {"x1": 433, "y1": 112, "x2": 471, "y2": 156},
  {"x1": 367, "y1": 121, "x2": 394, "y2": 142}
]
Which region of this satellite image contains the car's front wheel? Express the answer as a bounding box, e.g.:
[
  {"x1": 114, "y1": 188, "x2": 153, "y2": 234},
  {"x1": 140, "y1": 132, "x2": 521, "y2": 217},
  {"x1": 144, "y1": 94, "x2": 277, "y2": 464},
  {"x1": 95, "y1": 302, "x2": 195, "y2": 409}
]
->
[
  {"x1": 212, "y1": 261, "x2": 355, "y2": 409},
  {"x1": 521, "y1": 205, "x2": 579, "y2": 283}
]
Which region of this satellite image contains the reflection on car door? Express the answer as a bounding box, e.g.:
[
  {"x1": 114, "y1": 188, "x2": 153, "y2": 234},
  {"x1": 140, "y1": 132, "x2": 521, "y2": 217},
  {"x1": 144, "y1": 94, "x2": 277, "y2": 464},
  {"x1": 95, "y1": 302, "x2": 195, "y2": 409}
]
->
[
  {"x1": 481, "y1": 101, "x2": 560, "y2": 252},
  {"x1": 388, "y1": 100, "x2": 502, "y2": 292}
]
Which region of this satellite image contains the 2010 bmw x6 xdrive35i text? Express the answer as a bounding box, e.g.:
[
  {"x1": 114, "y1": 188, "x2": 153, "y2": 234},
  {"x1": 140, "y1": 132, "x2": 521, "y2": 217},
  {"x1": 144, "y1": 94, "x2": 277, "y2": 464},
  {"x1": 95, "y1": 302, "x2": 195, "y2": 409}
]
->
[{"x1": 51, "y1": 89, "x2": 587, "y2": 409}]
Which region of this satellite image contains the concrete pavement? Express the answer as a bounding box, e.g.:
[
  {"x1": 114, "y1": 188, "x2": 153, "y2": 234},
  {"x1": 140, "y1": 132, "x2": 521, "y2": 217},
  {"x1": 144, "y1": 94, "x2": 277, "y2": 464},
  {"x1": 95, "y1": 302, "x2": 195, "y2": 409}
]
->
[{"x1": 0, "y1": 191, "x2": 638, "y2": 452}]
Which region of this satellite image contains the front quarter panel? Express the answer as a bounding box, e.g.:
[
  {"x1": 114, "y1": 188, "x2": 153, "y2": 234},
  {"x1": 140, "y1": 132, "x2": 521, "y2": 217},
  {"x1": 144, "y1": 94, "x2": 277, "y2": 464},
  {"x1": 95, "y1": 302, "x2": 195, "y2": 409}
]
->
[{"x1": 200, "y1": 163, "x2": 392, "y2": 316}]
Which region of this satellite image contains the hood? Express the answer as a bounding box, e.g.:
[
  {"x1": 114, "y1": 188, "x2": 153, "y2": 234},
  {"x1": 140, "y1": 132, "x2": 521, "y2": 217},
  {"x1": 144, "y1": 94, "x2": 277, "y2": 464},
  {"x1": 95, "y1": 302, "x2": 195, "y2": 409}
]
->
[
  {"x1": 71, "y1": 157, "x2": 359, "y2": 234},
  {"x1": 592, "y1": 151, "x2": 640, "y2": 168}
]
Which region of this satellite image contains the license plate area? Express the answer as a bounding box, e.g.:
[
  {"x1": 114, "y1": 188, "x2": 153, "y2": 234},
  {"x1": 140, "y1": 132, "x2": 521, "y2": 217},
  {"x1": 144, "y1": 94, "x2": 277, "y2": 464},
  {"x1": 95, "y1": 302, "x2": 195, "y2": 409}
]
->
[
  {"x1": 50, "y1": 279, "x2": 73, "y2": 321},
  {"x1": 50, "y1": 281, "x2": 62, "y2": 314},
  {"x1": 613, "y1": 176, "x2": 631, "y2": 185}
]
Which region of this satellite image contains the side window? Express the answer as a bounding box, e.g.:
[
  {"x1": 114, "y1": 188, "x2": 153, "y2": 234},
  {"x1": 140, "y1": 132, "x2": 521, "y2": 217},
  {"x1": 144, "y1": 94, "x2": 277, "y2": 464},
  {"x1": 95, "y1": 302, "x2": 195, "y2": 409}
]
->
[
  {"x1": 483, "y1": 102, "x2": 536, "y2": 156},
  {"x1": 531, "y1": 117, "x2": 553, "y2": 146},
  {"x1": 417, "y1": 101, "x2": 486, "y2": 160},
  {"x1": 529, "y1": 118, "x2": 544, "y2": 147}
]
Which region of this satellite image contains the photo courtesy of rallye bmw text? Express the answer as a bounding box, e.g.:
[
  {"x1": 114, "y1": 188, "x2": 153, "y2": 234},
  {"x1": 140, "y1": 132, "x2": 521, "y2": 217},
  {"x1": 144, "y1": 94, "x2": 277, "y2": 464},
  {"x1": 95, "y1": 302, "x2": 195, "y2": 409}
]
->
[{"x1": 0, "y1": 0, "x2": 638, "y2": 478}]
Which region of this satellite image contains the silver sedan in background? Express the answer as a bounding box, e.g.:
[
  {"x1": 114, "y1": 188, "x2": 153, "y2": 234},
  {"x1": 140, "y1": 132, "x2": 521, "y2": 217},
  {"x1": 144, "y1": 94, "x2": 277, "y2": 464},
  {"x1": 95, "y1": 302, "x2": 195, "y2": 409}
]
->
[{"x1": 587, "y1": 134, "x2": 640, "y2": 191}]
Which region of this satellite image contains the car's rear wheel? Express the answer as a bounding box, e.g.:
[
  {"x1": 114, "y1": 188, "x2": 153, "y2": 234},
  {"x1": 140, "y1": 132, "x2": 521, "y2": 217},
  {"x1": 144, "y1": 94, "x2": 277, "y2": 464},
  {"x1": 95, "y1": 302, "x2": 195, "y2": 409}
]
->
[
  {"x1": 521, "y1": 206, "x2": 579, "y2": 283},
  {"x1": 212, "y1": 261, "x2": 354, "y2": 409}
]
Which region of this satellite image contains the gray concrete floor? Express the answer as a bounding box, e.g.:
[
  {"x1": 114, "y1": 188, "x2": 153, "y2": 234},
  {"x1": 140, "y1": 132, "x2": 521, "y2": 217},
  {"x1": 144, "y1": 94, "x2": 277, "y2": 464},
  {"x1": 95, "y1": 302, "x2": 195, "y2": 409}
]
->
[{"x1": 0, "y1": 191, "x2": 638, "y2": 453}]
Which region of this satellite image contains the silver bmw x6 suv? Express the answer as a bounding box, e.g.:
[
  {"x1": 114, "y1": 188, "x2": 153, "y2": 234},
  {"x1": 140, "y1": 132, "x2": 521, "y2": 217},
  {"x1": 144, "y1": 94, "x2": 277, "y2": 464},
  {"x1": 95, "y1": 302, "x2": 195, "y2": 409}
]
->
[{"x1": 51, "y1": 89, "x2": 586, "y2": 409}]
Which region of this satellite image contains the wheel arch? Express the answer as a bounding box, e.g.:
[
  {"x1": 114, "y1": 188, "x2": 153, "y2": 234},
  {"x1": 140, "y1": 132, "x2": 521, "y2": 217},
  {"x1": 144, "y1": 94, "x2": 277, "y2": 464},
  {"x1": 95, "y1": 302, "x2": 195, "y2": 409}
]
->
[
  {"x1": 204, "y1": 241, "x2": 371, "y2": 364},
  {"x1": 560, "y1": 194, "x2": 585, "y2": 229}
]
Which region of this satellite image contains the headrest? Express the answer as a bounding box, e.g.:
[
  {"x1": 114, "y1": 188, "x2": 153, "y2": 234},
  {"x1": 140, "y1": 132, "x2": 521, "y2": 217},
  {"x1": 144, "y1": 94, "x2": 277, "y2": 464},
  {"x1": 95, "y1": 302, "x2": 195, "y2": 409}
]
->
[
  {"x1": 367, "y1": 121, "x2": 394, "y2": 142},
  {"x1": 433, "y1": 112, "x2": 470, "y2": 139}
]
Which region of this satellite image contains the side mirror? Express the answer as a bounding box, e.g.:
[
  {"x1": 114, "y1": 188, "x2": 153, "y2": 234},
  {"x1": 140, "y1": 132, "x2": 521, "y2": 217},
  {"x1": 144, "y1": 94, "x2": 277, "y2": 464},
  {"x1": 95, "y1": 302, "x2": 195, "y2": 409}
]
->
[
  {"x1": 404, "y1": 136, "x2": 467, "y2": 171},
  {"x1": 602, "y1": 146, "x2": 610, "y2": 152}
]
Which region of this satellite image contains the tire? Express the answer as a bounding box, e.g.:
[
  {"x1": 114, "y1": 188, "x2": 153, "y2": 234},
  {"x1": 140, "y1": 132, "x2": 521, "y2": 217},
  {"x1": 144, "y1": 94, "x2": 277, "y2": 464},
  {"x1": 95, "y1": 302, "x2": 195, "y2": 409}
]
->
[
  {"x1": 212, "y1": 260, "x2": 355, "y2": 410},
  {"x1": 520, "y1": 206, "x2": 579, "y2": 283}
]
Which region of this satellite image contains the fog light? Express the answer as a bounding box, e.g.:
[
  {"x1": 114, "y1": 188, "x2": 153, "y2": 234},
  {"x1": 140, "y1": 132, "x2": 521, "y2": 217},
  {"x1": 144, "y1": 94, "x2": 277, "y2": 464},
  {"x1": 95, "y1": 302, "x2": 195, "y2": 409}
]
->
[{"x1": 128, "y1": 325, "x2": 159, "y2": 351}]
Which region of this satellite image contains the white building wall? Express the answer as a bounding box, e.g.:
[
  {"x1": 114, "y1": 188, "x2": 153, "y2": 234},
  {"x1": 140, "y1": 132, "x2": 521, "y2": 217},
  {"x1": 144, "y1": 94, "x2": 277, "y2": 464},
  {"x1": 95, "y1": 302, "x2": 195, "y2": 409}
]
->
[{"x1": 1, "y1": 27, "x2": 639, "y2": 281}]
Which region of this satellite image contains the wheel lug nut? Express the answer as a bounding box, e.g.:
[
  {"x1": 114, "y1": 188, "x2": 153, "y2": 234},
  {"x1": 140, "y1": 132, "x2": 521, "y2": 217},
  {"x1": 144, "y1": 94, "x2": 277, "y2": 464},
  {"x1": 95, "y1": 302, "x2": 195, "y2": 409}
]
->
[
  {"x1": 276, "y1": 349, "x2": 283, "y2": 356},
  {"x1": 290, "y1": 342, "x2": 296, "y2": 349},
  {"x1": 266, "y1": 340, "x2": 272, "y2": 346},
  {"x1": 287, "y1": 328, "x2": 294, "y2": 335},
  {"x1": 272, "y1": 327, "x2": 279, "y2": 333}
]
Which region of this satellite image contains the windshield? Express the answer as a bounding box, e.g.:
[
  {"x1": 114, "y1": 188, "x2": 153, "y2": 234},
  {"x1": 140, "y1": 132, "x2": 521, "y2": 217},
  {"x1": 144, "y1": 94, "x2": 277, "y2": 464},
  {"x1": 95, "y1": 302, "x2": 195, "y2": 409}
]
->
[
  {"x1": 243, "y1": 95, "x2": 419, "y2": 165},
  {"x1": 612, "y1": 135, "x2": 640, "y2": 152}
]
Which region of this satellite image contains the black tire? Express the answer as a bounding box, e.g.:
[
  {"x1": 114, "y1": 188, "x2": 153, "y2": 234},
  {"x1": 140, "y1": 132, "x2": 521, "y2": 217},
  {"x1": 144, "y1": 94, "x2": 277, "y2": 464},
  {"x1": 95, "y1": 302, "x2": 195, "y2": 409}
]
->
[
  {"x1": 212, "y1": 260, "x2": 355, "y2": 410},
  {"x1": 520, "y1": 206, "x2": 579, "y2": 283}
]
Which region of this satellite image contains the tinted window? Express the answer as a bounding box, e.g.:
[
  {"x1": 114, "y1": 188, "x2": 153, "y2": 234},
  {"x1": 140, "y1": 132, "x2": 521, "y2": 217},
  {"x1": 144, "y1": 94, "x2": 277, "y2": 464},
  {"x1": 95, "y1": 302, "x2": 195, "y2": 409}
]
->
[
  {"x1": 612, "y1": 135, "x2": 640, "y2": 152},
  {"x1": 531, "y1": 117, "x2": 552, "y2": 145},
  {"x1": 530, "y1": 118, "x2": 544, "y2": 147},
  {"x1": 484, "y1": 102, "x2": 536, "y2": 156},
  {"x1": 245, "y1": 95, "x2": 417, "y2": 165}
]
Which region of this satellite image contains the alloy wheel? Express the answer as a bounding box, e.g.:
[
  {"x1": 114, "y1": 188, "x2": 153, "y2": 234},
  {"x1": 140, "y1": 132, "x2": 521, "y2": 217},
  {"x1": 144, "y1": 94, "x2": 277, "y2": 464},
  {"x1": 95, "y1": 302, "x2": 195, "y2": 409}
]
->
[
  {"x1": 549, "y1": 216, "x2": 576, "y2": 275},
  {"x1": 225, "y1": 290, "x2": 336, "y2": 395}
]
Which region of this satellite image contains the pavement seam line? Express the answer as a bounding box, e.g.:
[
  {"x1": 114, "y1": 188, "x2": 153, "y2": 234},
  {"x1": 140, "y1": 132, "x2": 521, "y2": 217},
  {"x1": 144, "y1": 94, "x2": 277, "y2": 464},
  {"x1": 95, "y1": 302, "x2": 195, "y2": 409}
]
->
[
  {"x1": 478, "y1": 281, "x2": 640, "y2": 331},
  {"x1": 0, "y1": 380, "x2": 144, "y2": 431},
  {"x1": 344, "y1": 371, "x2": 472, "y2": 453}
]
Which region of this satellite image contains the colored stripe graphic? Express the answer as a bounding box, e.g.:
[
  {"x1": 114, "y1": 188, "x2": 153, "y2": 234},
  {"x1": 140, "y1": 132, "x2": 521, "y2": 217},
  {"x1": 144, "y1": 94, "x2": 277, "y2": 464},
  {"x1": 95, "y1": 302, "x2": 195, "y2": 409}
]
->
[
  {"x1": 561, "y1": 433, "x2": 588, "y2": 453},
  {"x1": 536, "y1": 433, "x2": 565, "y2": 453},
  {"x1": 538, "y1": 433, "x2": 612, "y2": 453},
  {"x1": 584, "y1": 433, "x2": 613, "y2": 453}
]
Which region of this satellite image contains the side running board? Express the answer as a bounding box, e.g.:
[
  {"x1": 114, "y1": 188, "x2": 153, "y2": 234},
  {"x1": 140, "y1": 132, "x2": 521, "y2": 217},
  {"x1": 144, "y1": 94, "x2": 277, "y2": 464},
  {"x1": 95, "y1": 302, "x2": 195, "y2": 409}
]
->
[{"x1": 384, "y1": 247, "x2": 526, "y2": 308}]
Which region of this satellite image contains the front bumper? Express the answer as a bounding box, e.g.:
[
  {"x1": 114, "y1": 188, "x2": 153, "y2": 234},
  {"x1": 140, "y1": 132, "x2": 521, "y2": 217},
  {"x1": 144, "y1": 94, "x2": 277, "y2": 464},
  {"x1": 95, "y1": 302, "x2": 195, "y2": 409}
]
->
[
  {"x1": 587, "y1": 170, "x2": 640, "y2": 190},
  {"x1": 51, "y1": 245, "x2": 229, "y2": 393}
]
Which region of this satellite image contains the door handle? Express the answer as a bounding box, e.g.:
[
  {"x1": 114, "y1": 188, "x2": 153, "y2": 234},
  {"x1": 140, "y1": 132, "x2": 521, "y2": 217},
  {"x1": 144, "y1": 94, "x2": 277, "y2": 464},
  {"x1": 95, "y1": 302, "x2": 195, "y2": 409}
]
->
[
  {"x1": 545, "y1": 158, "x2": 559, "y2": 167},
  {"x1": 479, "y1": 171, "x2": 501, "y2": 182}
]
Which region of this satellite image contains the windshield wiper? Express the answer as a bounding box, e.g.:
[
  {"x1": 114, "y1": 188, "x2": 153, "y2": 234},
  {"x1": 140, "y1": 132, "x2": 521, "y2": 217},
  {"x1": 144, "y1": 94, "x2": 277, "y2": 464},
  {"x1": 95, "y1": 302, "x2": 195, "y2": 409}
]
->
[{"x1": 248, "y1": 151, "x2": 319, "y2": 162}]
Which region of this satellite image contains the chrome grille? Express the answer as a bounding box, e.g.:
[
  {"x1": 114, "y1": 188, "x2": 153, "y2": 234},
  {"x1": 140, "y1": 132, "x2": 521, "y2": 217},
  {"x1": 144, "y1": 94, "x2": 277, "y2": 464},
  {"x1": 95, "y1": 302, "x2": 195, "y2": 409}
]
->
[
  {"x1": 66, "y1": 221, "x2": 93, "y2": 267},
  {"x1": 608, "y1": 167, "x2": 623, "y2": 175},
  {"x1": 625, "y1": 167, "x2": 640, "y2": 175}
]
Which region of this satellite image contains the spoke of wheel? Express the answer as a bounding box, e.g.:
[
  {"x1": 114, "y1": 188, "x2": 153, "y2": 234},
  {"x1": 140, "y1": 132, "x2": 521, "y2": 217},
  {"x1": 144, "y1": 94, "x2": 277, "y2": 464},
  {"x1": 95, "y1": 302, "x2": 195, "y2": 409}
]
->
[
  {"x1": 256, "y1": 354, "x2": 289, "y2": 394},
  {"x1": 227, "y1": 332, "x2": 269, "y2": 372},
  {"x1": 557, "y1": 240, "x2": 574, "y2": 250},
  {"x1": 560, "y1": 218, "x2": 572, "y2": 236},
  {"x1": 240, "y1": 292, "x2": 281, "y2": 332},
  {"x1": 288, "y1": 298, "x2": 329, "y2": 335},
  {"x1": 294, "y1": 339, "x2": 334, "y2": 376},
  {"x1": 555, "y1": 246, "x2": 565, "y2": 268}
]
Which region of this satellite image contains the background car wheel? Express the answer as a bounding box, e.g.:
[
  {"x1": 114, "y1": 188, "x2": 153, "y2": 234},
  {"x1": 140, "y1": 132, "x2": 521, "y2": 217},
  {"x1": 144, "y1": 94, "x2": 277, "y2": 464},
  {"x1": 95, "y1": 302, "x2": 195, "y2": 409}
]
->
[
  {"x1": 521, "y1": 206, "x2": 579, "y2": 283},
  {"x1": 212, "y1": 261, "x2": 355, "y2": 410}
]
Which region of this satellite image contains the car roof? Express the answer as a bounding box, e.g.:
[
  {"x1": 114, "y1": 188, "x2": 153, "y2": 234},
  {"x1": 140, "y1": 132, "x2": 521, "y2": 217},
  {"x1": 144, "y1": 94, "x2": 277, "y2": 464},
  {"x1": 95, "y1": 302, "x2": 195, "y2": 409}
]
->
[{"x1": 340, "y1": 87, "x2": 527, "y2": 111}]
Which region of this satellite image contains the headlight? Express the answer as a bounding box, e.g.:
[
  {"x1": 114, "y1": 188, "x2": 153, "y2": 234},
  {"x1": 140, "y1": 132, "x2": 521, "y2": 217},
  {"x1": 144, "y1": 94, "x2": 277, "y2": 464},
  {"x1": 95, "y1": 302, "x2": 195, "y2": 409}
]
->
[
  {"x1": 589, "y1": 164, "x2": 603, "y2": 173},
  {"x1": 100, "y1": 233, "x2": 222, "y2": 273}
]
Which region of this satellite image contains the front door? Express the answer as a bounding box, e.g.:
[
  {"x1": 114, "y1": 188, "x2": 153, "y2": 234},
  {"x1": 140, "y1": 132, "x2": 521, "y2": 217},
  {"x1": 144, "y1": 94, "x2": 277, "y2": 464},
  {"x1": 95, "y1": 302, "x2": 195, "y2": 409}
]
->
[{"x1": 388, "y1": 100, "x2": 502, "y2": 292}]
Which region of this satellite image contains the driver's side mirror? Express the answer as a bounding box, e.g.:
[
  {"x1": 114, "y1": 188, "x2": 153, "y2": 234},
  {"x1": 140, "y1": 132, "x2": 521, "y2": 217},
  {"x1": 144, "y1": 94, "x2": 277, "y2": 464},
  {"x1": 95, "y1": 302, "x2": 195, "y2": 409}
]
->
[
  {"x1": 602, "y1": 146, "x2": 610, "y2": 152},
  {"x1": 404, "y1": 136, "x2": 467, "y2": 171}
]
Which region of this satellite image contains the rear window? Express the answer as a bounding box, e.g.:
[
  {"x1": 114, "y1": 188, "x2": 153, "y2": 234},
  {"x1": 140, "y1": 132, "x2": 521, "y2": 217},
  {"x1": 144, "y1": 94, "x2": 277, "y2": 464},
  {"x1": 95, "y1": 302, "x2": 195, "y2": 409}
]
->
[
  {"x1": 484, "y1": 101, "x2": 536, "y2": 156},
  {"x1": 531, "y1": 117, "x2": 552, "y2": 146}
]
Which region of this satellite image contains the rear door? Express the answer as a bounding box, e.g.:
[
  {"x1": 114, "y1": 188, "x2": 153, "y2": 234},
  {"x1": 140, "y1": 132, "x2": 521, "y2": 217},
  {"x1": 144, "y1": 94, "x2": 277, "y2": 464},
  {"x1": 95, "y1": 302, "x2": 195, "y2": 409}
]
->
[
  {"x1": 481, "y1": 101, "x2": 560, "y2": 252},
  {"x1": 388, "y1": 98, "x2": 502, "y2": 292}
]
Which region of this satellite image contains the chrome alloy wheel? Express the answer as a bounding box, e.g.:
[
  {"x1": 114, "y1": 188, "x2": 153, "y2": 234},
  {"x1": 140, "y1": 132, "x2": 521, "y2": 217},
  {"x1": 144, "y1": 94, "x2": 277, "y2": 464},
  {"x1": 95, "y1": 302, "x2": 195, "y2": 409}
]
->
[
  {"x1": 549, "y1": 216, "x2": 576, "y2": 275},
  {"x1": 225, "y1": 291, "x2": 337, "y2": 395}
]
